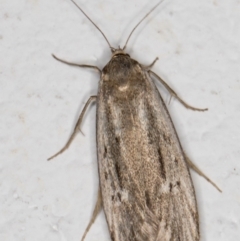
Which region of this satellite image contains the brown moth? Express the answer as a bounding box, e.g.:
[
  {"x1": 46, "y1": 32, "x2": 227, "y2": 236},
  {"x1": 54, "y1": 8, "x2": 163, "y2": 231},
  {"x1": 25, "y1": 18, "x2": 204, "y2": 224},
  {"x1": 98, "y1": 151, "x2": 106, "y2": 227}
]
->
[{"x1": 48, "y1": 0, "x2": 221, "y2": 240}]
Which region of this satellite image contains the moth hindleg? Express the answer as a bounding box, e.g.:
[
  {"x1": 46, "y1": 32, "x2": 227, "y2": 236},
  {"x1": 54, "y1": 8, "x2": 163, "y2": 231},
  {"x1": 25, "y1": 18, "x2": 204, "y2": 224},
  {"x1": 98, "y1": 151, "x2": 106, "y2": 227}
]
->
[
  {"x1": 81, "y1": 188, "x2": 102, "y2": 241},
  {"x1": 184, "y1": 152, "x2": 221, "y2": 192}
]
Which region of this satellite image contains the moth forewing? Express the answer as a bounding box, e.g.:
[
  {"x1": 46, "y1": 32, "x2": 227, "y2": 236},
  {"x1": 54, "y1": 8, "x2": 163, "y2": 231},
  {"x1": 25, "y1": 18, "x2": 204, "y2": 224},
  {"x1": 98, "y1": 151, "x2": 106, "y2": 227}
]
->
[{"x1": 97, "y1": 53, "x2": 199, "y2": 241}]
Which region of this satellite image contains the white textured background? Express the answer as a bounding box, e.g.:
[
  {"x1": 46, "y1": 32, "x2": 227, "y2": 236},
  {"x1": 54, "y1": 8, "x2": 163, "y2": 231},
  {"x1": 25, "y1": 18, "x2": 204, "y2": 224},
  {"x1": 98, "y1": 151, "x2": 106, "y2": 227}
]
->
[{"x1": 1, "y1": 0, "x2": 240, "y2": 240}]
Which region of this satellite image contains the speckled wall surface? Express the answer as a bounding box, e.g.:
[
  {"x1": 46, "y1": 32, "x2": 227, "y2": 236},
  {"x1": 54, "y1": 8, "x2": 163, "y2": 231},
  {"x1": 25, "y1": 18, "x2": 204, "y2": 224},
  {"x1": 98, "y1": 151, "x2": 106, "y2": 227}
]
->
[{"x1": 0, "y1": 0, "x2": 240, "y2": 240}]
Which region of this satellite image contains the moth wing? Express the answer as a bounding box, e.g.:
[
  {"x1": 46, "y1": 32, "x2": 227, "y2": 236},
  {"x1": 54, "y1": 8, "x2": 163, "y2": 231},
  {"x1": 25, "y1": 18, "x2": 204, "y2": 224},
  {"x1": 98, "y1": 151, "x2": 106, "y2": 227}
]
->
[{"x1": 97, "y1": 63, "x2": 199, "y2": 241}]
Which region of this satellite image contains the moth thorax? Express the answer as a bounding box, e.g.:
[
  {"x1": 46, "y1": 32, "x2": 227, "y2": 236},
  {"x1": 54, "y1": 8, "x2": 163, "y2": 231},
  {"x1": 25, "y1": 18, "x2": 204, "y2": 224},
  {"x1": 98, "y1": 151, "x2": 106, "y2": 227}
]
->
[{"x1": 108, "y1": 55, "x2": 132, "y2": 91}]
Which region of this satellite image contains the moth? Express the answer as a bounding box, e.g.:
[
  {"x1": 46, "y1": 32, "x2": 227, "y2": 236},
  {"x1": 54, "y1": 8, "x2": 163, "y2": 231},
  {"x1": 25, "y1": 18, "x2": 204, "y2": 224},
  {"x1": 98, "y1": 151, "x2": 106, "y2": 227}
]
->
[{"x1": 48, "y1": 0, "x2": 221, "y2": 240}]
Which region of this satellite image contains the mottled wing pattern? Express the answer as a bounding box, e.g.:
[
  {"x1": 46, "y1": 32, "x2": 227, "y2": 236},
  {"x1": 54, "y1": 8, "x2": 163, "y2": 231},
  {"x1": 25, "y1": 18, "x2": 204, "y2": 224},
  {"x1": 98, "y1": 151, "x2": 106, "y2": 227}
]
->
[{"x1": 97, "y1": 55, "x2": 199, "y2": 241}]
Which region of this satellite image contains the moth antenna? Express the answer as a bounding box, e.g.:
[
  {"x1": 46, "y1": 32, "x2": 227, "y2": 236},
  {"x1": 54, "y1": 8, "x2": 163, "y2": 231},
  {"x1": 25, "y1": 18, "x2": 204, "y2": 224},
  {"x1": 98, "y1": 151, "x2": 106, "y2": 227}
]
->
[
  {"x1": 70, "y1": 0, "x2": 113, "y2": 51},
  {"x1": 123, "y1": 0, "x2": 166, "y2": 51}
]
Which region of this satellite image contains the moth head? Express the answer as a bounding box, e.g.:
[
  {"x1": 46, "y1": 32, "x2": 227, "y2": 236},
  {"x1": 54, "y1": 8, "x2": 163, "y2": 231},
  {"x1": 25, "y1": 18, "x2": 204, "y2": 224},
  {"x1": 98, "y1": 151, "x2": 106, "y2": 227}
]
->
[
  {"x1": 111, "y1": 47, "x2": 124, "y2": 56},
  {"x1": 110, "y1": 47, "x2": 130, "y2": 58}
]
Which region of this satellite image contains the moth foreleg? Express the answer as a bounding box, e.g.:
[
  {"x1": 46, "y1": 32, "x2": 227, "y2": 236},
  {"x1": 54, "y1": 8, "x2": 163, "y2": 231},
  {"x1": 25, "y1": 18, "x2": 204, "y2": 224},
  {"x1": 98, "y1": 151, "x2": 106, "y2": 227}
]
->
[
  {"x1": 52, "y1": 54, "x2": 102, "y2": 73},
  {"x1": 149, "y1": 70, "x2": 208, "y2": 112},
  {"x1": 184, "y1": 152, "x2": 222, "y2": 192},
  {"x1": 141, "y1": 57, "x2": 159, "y2": 70},
  {"x1": 48, "y1": 96, "x2": 97, "y2": 161},
  {"x1": 81, "y1": 188, "x2": 102, "y2": 241}
]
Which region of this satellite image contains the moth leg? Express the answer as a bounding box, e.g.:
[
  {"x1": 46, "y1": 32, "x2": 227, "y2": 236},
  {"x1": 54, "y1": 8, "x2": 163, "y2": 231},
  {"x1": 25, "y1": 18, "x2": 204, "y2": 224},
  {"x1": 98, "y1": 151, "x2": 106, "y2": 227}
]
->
[
  {"x1": 184, "y1": 153, "x2": 222, "y2": 192},
  {"x1": 48, "y1": 96, "x2": 97, "y2": 161},
  {"x1": 81, "y1": 189, "x2": 102, "y2": 241},
  {"x1": 149, "y1": 70, "x2": 208, "y2": 112},
  {"x1": 141, "y1": 57, "x2": 159, "y2": 70},
  {"x1": 52, "y1": 54, "x2": 102, "y2": 74}
]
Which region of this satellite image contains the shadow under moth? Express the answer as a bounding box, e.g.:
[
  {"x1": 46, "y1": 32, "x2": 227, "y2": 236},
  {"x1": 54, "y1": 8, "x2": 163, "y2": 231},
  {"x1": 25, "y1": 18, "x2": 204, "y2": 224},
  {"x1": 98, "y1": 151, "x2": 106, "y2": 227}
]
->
[{"x1": 48, "y1": 0, "x2": 221, "y2": 240}]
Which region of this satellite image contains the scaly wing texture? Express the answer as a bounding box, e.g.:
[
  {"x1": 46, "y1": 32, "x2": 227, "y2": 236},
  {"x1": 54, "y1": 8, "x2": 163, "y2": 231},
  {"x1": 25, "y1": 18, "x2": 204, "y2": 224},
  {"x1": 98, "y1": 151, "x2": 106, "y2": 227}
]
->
[{"x1": 97, "y1": 57, "x2": 199, "y2": 241}]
